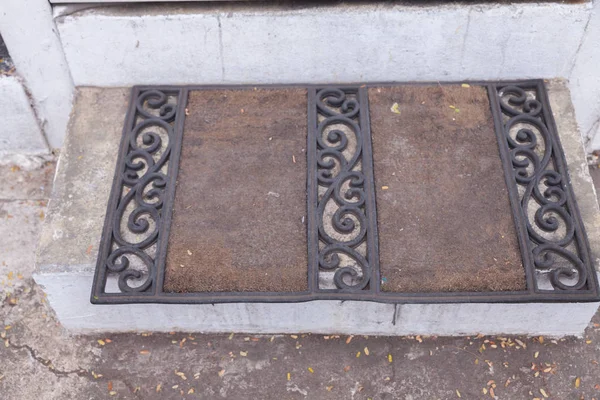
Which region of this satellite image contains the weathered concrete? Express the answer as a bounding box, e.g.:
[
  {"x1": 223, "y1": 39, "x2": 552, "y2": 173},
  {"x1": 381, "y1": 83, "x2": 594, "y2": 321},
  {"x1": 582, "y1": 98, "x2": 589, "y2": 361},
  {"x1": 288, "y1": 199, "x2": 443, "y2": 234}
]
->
[
  {"x1": 0, "y1": 0, "x2": 74, "y2": 149},
  {"x1": 0, "y1": 76, "x2": 47, "y2": 155},
  {"x1": 32, "y1": 82, "x2": 600, "y2": 335},
  {"x1": 36, "y1": 88, "x2": 128, "y2": 272},
  {"x1": 570, "y1": 0, "x2": 600, "y2": 151}
]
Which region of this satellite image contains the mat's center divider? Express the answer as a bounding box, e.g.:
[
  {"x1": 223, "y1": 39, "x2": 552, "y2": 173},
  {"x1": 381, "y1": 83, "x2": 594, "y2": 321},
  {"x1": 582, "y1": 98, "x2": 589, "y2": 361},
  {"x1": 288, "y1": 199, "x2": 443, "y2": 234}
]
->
[
  {"x1": 91, "y1": 82, "x2": 599, "y2": 305},
  {"x1": 307, "y1": 87, "x2": 379, "y2": 293}
]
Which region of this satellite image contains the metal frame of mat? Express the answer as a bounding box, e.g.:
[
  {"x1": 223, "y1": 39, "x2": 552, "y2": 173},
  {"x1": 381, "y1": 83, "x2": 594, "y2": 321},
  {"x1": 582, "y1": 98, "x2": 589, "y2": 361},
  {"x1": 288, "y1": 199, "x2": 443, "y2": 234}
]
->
[{"x1": 91, "y1": 80, "x2": 600, "y2": 304}]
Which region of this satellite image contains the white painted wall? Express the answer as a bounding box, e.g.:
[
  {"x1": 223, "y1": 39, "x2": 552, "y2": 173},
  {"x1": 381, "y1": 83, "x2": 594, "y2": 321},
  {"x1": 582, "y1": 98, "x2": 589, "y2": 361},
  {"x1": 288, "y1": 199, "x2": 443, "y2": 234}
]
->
[
  {"x1": 51, "y1": 2, "x2": 600, "y2": 149},
  {"x1": 54, "y1": 3, "x2": 590, "y2": 86},
  {"x1": 0, "y1": 0, "x2": 74, "y2": 150},
  {"x1": 34, "y1": 271, "x2": 600, "y2": 336},
  {"x1": 570, "y1": 0, "x2": 600, "y2": 151},
  {"x1": 0, "y1": 76, "x2": 47, "y2": 155}
]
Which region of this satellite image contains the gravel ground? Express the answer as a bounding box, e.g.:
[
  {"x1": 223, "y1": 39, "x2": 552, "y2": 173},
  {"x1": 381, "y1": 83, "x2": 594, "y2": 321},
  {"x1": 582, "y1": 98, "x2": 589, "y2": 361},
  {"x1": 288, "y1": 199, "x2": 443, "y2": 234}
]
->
[{"x1": 1, "y1": 163, "x2": 600, "y2": 400}]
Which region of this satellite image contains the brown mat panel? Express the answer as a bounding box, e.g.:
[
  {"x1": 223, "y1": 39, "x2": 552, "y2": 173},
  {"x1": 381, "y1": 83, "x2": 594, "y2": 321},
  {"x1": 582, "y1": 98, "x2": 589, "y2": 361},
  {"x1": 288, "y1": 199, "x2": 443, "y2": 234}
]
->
[
  {"x1": 369, "y1": 85, "x2": 526, "y2": 292},
  {"x1": 163, "y1": 88, "x2": 308, "y2": 293}
]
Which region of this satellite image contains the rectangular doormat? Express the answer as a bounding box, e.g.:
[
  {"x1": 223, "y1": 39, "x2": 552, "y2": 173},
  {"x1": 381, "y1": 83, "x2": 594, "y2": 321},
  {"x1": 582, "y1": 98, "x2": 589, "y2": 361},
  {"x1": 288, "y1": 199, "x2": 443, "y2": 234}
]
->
[{"x1": 91, "y1": 81, "x2": 600, "y2": 304}]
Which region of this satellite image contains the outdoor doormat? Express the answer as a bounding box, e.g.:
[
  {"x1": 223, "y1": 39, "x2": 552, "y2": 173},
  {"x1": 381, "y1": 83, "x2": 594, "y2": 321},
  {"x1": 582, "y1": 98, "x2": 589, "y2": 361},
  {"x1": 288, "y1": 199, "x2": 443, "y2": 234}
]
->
[{"x1": 91, "y1": 81, "x2": 600, "y2": 304}]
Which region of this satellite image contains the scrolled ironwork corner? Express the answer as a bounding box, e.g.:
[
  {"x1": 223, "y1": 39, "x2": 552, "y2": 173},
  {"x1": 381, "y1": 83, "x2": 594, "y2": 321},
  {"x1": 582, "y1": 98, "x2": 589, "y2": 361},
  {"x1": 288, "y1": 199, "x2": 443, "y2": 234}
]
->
[
  {"x1": 92, "y1": 87, "x2": 183, "y2": 299},
  {"x1": 492, "y1": 81, "x2": 599, "y2": 296}
]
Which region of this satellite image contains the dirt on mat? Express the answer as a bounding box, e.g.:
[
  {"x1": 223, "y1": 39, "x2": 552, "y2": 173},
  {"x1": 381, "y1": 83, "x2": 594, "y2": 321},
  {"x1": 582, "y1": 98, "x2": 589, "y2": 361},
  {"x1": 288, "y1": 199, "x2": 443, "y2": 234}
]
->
[
  {"x1": 164, "y1": 88, "x2": 308, "y2": 293},
  {"x1": 369, "y1": 85, "x2": 526, "y2": 292}
]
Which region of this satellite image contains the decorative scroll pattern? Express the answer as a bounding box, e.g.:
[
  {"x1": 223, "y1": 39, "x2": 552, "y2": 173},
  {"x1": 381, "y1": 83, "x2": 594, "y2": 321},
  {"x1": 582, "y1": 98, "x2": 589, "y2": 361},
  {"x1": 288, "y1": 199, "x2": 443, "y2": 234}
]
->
[
  {"x1": 496, "y1": 84, "x2": 591, "y2": 291},
  {"x1": 99, "y1": 89, "x2": 180, "y2": 294},
  {"x1": 314, "y1": 88, "x2": 372, "y2": 290}
]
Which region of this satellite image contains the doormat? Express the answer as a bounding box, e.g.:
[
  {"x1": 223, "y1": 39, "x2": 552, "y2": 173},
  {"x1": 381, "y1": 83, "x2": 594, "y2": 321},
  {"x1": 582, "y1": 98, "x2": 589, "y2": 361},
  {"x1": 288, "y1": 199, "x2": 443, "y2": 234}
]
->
[{"x1": 91, "y1": 81, "x2": 599, "y2": 304}]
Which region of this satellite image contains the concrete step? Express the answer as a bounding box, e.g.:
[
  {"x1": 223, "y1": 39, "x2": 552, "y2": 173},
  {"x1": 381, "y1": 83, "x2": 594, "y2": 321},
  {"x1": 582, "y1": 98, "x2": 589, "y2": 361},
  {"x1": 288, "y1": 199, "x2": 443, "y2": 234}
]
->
[{"x1": 34, "y1": 80, "x2": 600, "y2": 335}]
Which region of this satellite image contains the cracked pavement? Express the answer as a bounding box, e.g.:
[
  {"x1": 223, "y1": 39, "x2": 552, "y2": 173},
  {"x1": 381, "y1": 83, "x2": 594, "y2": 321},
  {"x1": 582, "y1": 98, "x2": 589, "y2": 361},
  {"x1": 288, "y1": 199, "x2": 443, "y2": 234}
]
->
[{"x1": 2, "y1": 163, "x2": 600, "y2": 400}]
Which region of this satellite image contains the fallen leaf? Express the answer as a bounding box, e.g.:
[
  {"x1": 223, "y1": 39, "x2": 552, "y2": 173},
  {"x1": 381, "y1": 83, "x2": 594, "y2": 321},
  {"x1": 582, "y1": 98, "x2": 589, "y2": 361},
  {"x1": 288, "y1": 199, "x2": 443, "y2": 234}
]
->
[
  {"x1": 308, "y1": 367, "x2": 314, "y2": 373},
  {"x1": 534, "y1": 351, "x2": 539, "y2": 358},
  {"x1": 290, "y1": 335, "x2": 298, "y2": 339},
  {"x1": 364, "y1": 347, "x2": 370, "y2": 356},
  {"x1": 540, "y1": 388, "x2": 549, "y2": 398},
  {"x1": 108, "y1": 381, "x2": 113, "y2": 391},
  {"x1": 240, "y1": 351, "x2": 248, "y2": 357},
  {"x1": 538, "y1": 336, "x2": 544, "y2": 344},
  {"x1": 218, "y1": 369, "x2": 225, "y2": 377},
  {"x1": 109, "y1": 391, "x2": 117, "y2": 396},
  {"x1": 97, "y1": 339, "x2": 106, "y2": 346},
  {"x1": 326, "y1": 386, "x2": 333, "y2": 391},
  {"x1": 390, "y1": 103, "x2": 401, "y2": 114},
  {"x1": 346, "y1": 335, "x2": 354, "y2": 344},
  {"x1": 356, "y1": 351, "x2": 361, "y2": 358},
  {"x1": 156, "y1": 384, "x2": 162, "y2": 392},
  {"x1": 287, "y1": 372, "x2": 291, "y2": 381},
  {"x1": 381, "y1": 186, "x2": 389, "y2": 190},
  {"x1": 388, "y1": 354, "x2": 393, "y2": 363},
  {"x1": 175, "y1": 371, "x2": 187, "y2": 380},
  {"x1": 228, "y1": 333, "x2": 234, "y2": 340},
  {"x1": 575, "y1": 377, "x2": 581, "y2": 388},
  {"x1": 456, "y1": 389, "x2": 461, "y2": 398},
  {"x1": 343, "y1": 366, "x2": 351, "y2": 372},
  {"x1": 461, "y1": 83, "x2": 471, "y2": 88},
  {"x1": 187, "y1": 250, "x2": 192, "y2": 255},
  {"x1": 188, "y1": 388, "x2": 195, "y2": 394},
  {"x1": 140, "y1": 350, "x2": 150, "y2": 355}
]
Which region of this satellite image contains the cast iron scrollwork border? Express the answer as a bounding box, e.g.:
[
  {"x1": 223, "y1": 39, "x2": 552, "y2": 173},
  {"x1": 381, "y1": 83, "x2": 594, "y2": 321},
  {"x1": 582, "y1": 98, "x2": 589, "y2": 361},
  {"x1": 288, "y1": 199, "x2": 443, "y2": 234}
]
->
[
  {"x1": 307, "y1": 87, "x2": 380, "y2": 292},
  {"x1": 91, "y1": 87, "x2": 187, "y2": 302},
  {"x1": 488, "y1": 80, "x2": 599, "y2": 297}
]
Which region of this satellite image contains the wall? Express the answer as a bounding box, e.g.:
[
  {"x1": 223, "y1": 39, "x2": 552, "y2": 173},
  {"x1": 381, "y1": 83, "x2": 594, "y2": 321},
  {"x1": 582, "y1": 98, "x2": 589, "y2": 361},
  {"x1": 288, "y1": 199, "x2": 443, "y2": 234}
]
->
[
  {"x1": 570, "y1": 0, "x2": 600, "y2": 151},
  {"x1": 51, "y1": 1, "x2": 600, "y2": 150},
  {"x1": 0, "y1": 0, "x2": 74, "y2": 151}
]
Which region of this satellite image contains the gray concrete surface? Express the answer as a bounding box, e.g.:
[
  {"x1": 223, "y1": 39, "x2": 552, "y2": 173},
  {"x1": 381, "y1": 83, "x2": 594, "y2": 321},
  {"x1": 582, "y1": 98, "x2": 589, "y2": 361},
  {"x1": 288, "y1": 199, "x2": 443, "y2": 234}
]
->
[
  {"x1": 0, "y1": 76, "x2": 48, "y2": 156},
  {"x1": 1, "y1": 160, "x2": 600, "y2": 398}
]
